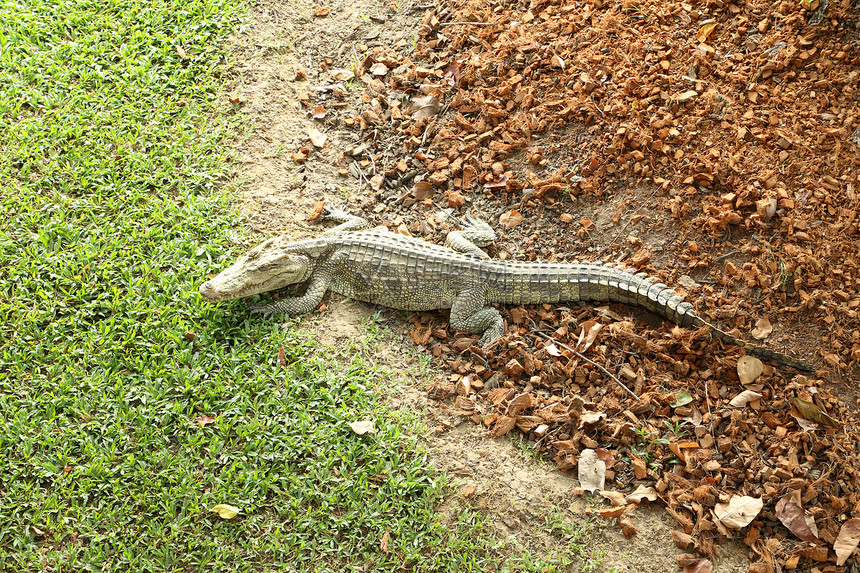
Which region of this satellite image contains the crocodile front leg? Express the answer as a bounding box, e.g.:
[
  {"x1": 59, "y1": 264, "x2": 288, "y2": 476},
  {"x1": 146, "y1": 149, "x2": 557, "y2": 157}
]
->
[
  {"x1": 450, "y1": 285, "x2": 504, "y2": 345},
  {"x1": 321, "y1": 207, "x2": 370, "y2": 235},
  {"x1": 249, "y1": 274, "x2": 332, "y2": 318}
]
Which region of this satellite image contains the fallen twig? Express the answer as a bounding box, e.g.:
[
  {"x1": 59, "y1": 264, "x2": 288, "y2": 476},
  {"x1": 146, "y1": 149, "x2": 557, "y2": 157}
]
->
[
  {"x1": 531, "y1": 329, "x2": 641, "y2": 401},
  {"x1": 440, "y1": 21, "x2": 495, "y2": 26}
]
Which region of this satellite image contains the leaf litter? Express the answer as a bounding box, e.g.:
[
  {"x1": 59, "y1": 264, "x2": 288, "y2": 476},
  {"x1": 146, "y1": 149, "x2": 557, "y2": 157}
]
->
[{"x1": 237, "y1": 0, "x2": 860, "y2": 568}]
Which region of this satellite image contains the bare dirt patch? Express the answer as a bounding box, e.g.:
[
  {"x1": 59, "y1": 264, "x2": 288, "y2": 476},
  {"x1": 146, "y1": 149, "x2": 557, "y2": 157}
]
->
[
  {"x1": 224, "y1": 0, "x2": 860, "y2": 570},
  {"x1": 226, "y1": 0, "x2": 420, "y2": 236}
]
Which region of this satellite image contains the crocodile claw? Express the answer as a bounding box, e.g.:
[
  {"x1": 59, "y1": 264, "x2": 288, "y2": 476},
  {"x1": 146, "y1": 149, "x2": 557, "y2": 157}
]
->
[
  {"x1": 249, "y1": 302, "x2": 277, "y2": 319},
  {"x1": 461, "y1": 213, "x2": 481, "y2": 229},
  {"x1": 322, "y1": 205, "x2": 351, "y2": 221}
]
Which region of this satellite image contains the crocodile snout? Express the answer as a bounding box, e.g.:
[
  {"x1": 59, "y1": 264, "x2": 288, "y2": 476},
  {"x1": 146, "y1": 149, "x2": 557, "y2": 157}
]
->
[{"x1": 199, "y1": 280, "x2": 217, "y2": 300}]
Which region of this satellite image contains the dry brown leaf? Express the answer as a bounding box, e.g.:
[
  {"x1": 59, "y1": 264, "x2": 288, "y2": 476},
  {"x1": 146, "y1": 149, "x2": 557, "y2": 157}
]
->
[
  {"x1": 369, "y1": 174, "x2": 385, "y2": 191},
  {"x1": 395, "y1": 223, "x2": 412, "y2": 237},
  {"x1": 349, "y1": 420, "x2": 377, "y2": 435},
  {"x1": 676, "y1": 554, "x2": 701, "y2": 568},
  {"x1": 380, "y1": 530, "x2": 389, "y2": 553},
  {"x1": 507, "y1": 393, "x2": 533, "y2": 416},
  {"x1": 407, "y1": 95, "x2": 440, "y2": 120},
  {"x1": 594, "y1": 447, "x2": 615, "y2": 469},
  {"x1": 618, "y1": 516, "x2": 637, "y2": 538},
  {"x1": 629, "y1": 247, "x2": 651, "y2": 267},
  {"x1": 674, "y1": 90, "x2": 698, "y2": 102},
  {"x1": 311, "y1": 104, "x2": 327, "y2": 119},
  {"x1": 790, "y1": 397, "x2": 840, "y2": 428},
  {"x1": 682, "y1": 559, "x2": 713, "y2": 573},
  {"x1": 369, "y1": 62, "x2": 389, "y2": 76},
  {"x1": 757, "y1": 197, "x2": 777, "y2": 221},
  {"x1": 579, "y1": 411, "x2": 606, "y2": 426},
  {"x1": 580, "y1": 157, "x2": 599, "y2": 176},
  {"x1": 410, "y1": 181, "x2": 434, "y2": 200},
  {"x1": 626, "y1": 484, "x2": 658, "y2": 504},
  {"x1": 696, "y1": 22, "x2": 717, "y2": 43},
  {"x1": 737, "y1": 355, "x2": 763, "y2": 384},
  {"x1": 499, "y1": 210, "x2": 524, "y2": 229},
  {"x1": 307, "y1": 200, "x2": 326, "y2": 221},
  {"x1": 834, "y1": 518, "x2": 860, "y2": 565},
  {"x1": 729, "y1": 389, "x2": 763, "y2": 408},
  {"x1": 600, "y1": 490, "x2": 627, "y2": 506},
  {"x1": 196, "y1": 414, "x2": 216, "y2": 426},
  {"x1": 578, "y1": 449, "x2": 606, "y2": 493},
  {"x1": 442, "y1": 61, "x2": 461, "y2": 86},
  {"x1": 483, "y1": 173, "x2": 508, "y2": 189},
  {"x1": 313, "y1": 6, "x2": 331, "y2": 16},
  {"x1": 576, "y1": 320, "x2": 603, "y2": 352},
  {"x1": 504, "y1": 359, "x2": 524, "y2": 377},
  {"x1": 175, "y1": 46, "x2": 188, "y2": 59},
  {"x1": 775, "y1": 490, "x2": 819, "y2": 543},
  {"x1": 668, "y1": 443, "x2": 686, "y2": 463},
  {"x1": 308, "y1": 128, "x2": 327, "y2": 148},
  {"x1": 492, "y1": 415, "x2": 517, "y2": 438},
  {"x1": 446, "y1": 190, "x2": 465, "y2": 207},
  {"x1": 487, "y1": 387, "x2": 511, "y2": 405},
  {"x1": 751, "y1": 317, "x2": 773, "y2": 340},
  {"x1": 600, "y1": 506, "x2": 626, "y2": 518},
  {"x1": 672, "y1": 530, "x2": 695, "y2": 550},
  {"x1": 714, "y1": 495, "x2": 763, "y2": 529},
  {"x1": 630, "y1": 456, "x2": 647, "y2": 479}
]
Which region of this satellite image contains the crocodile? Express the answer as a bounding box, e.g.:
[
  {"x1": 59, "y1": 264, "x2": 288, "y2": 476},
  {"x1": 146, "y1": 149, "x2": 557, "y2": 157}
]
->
[{"x1": 200, "y1": 208, "x2": 813, "y2": 370}]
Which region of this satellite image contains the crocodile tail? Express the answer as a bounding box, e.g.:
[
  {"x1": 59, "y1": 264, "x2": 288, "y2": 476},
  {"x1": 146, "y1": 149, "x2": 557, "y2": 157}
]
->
[
  {"x1": 690, "y1": 315, "x2": 814, "y2": 371},
  {"x1": 593, "y1": 265, "x2": 814, "y2": 370}
]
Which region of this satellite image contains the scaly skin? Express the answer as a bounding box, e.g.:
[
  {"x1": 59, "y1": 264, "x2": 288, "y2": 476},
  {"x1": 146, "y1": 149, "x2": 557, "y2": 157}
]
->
[{"x1": 200, "y1": 210, "x2": 813, "y2": 370}]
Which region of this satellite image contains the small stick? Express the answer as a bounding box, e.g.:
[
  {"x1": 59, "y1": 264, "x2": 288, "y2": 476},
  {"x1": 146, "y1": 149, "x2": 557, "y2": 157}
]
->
[
  {"x1": 440, "y1": 21, "x2": 495, "y2": 26},
  {"x1": 715, "y1": 250, "x2": 739, "y2": 261},
  {"x1": 532, "y1": 330, "x2": 641, "y2": 401}
]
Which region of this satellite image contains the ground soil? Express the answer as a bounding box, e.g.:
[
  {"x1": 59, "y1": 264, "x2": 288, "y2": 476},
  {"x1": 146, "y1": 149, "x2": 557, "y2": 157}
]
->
[{"x1": 223, "y1": 0, "x2": 860, "y2": 570}]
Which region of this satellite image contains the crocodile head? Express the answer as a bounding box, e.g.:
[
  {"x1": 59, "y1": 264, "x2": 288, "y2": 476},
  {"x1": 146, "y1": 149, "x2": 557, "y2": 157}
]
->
[{"x1": 199, "y1": 237, "x2": 312, "y2": 302}]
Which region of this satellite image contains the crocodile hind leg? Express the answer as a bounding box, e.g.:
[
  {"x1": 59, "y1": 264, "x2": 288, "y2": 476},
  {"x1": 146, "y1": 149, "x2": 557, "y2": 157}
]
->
[
  {"x1": 445, "y1": 214, "x2": 497, "y2": 259},
  {"x1": 450, "y1": 285, "x2": 504, "y2": 345}
]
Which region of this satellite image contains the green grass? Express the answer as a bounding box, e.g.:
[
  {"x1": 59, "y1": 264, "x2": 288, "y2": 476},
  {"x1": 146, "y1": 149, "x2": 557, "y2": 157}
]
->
[
  {"x1": 503, "y1": 508, "x2": 604, "y2": 573},
  {"x1": 0, "y1": 1, "x2": 602, "y2": 571}
]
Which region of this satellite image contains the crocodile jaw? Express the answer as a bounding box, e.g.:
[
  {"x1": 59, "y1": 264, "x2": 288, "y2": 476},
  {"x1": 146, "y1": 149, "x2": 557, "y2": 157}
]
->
[
  {"x1": 200, "y1": 271, "x2": 287, "y2": 302},
  {"x1": 200, "y1": 242, "x2": 310, "y2": 302}
]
